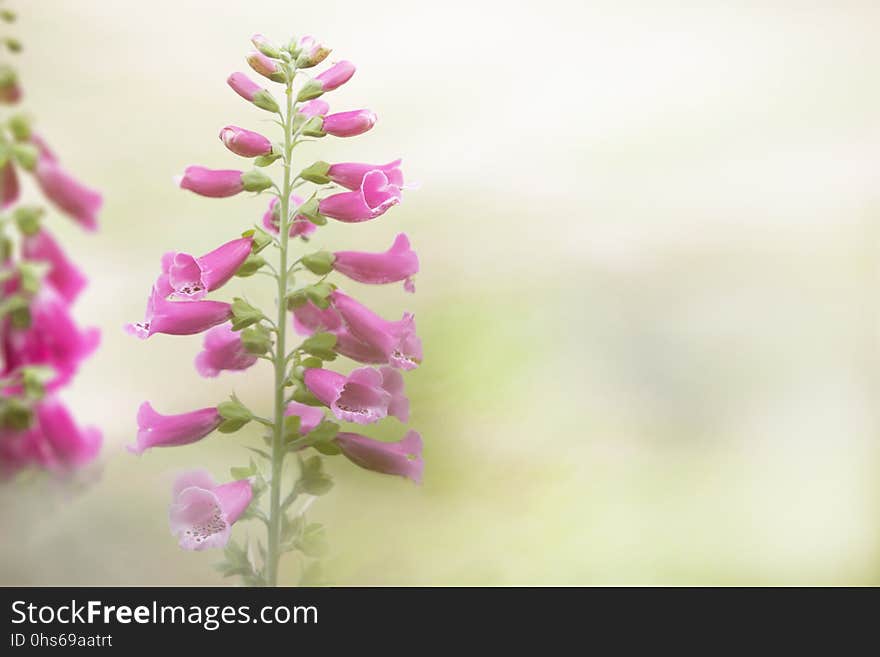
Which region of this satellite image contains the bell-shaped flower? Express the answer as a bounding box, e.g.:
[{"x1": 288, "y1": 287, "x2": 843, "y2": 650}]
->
[
  {"x1": 303, "y1": 366, "x2": 408, "y2": 424},
  {"x1": 32, "y1": 135, "x2": 102, "y2": 231},
  {"x1": 161, "y1": 236, "x2": 253, "y2": 300},
  {"x1": 285, "y1": 401, "x2": 325, "y2": 436},
  {"x1": 332, "y1": 327, "x2": 386, "y2": 364},
  {"x1": 220, "y1": 125, "x2": 273, "y2": 158},
  {"x1": 195, "y1": 322, "x2": 258, "y2": 378},
  {"x1": 125, "y1": 284, "x2": 232, "y2": 339},
  {"x1": 22, "y1": 228, "x2": 88, "y2": 303},
  {"x1": 291, "y1": 299, "x2": 342, "y2": 336},
  {"x1": 169, "y1": 469, "x2": 253, "y2": 550},
  {"x1": 261, "y1": 194, "x2": 316, "y2": 239},
  {"x1": 318, "y1": 170, "x2": 401, "y2": 223},
  {"x1": 177, "y1": 166, "x2": 244, "y2": 198},
  {"x1": 315, "y1": 60, "x2": 355, "y2": 91},
  {"x1": 321, "y1": 109, "x2": 376, "y2": 138},
  {"x1": 1, "y1": 286, "x2": 99, "y2": 391},
  {"x1": 328, "y1": 159, "x2": 403, "y2": 191},
  {"x1": 332, "y1": 233, "x2": 418, "y2": 292},
  {"x1": 1, "y1": 161, "x2": 19, "y2": 209},
  {"x1": 336, "y1": 430, "x2": 423, "y2": 483},
  {"x1": 129, "y1": 402, "x2": 222, "y2": 454},
  {"x1": 331, "y1": 290, "x2": 422, "y2": 370}
]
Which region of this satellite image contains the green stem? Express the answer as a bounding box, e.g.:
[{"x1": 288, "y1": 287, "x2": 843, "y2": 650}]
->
[{"x1": 265, "y1": 72, "x2": 296, "y2": 587}]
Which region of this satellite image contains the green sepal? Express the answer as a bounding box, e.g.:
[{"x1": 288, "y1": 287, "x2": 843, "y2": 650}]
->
[
  {"x1": 235, "y1": 253, "x2": 266, "y2": 278},
  {"x1": 252, "y1": 89, "x2": 280, "y2": 113},
  {"x1": 301, "y1": 250, "x2": 334, "y2": 275},
  {"x1": 230, "y1": 458, "x2": 257, "y2": 480},
  {"x1": 0, "y1": 294, "x2": 30, "y2": 329},
  {"x1": 297, "y1": 455, "x2": 334, "y2": 496},
  {"x1": 282, "y1": 414, "x2": 301, "y2": 443},
  {"x1": 301, "y1": 332, "x2": 337, "y2": 360},
  {"x1": 12, "y1": 205, "x2": 43, "y2": 235},
  {"x1": 297, "y1": 523, "x2": 329, "y2": 557},
  {"x1": 298, "y1": 160, "x2": 331, "y2": 184},
  {"x1": 17, "y1": 262, "x2": 42, "y2": 295},
  {"x1": 291, "y1": 381, "x2": 323, "y2": 406},
  {"x1": 217, "y1": 394, "x2": 253, "y2": 434},
  {"x1": 11, "y1": 143, "x2": 37, "y2": 171},
  {"x1": 0, "y1": 397, "x2": 32, "y2": 430},
  {"x1": 230, "y1": 297, "x2": 265, "y2": 331},
  {"x1": 300, "y1": 116, "x2": 326, "y2": 138},
  {"x1": 240, "y1": 323, "x2": 273, "y2": 355},
  {"x1": 21, "y1": 366, "x2": 54, "y2": 400},
  {"x1": 241, "y1": 169, "x2": 273, "y2": 193},
  {"x1": 254, "y1": 152, "x2": 282, "y2": 167},
  {"x1": 8, "y1": 113, "x2": 31, "y2": 141},
  {"x1": 296, "y1": 79, "x2": 324, "y2": 102},
  {"x1": 244, "y1": 226, "x2": 274, "y2": 254}
]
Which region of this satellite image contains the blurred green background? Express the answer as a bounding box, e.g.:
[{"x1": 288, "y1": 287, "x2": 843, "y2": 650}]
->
[{"x1": 1, "y1": 0, "x2": 879, "y2": 585}]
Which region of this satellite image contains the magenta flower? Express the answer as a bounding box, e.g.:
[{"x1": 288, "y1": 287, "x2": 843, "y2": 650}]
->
[
  {"x1": 32, "y1": 136, "x2": 102, "y2": 231},
  {"x1": 299, "y1": 99, "x2": 329, "y2": 118},
  {"x1": 303, "y1": 366, "x2": 408, "y2": 424},
  {"x1": 1, "y1": 286, "x2": 99, "y2": 391},
  {"x1": 261, "y1": 194, "x2": 316, "y2": 239},
  {"x1": 1, "y1": 161, "x2": 19, "y2": 209},
  {"x1": 169, "y1": 469, "x2": 253, "y2": 550},
  {"x1": 227, "y1": 71, "x2": 262, "y2": 102},
  {"x1": 125, "y1": 285, "x2": 232, "y2": 339},
  {"x1": 161, "y1": 236, "x2": 253, "y2": 300},
  {"x1": 22, "y1": 229, "x2": 88, "y2": 303},
  {"x1": 246, "y1": 51, "x2": 282, "y2": 81},
  {"x1": 177, "y1": 166, "x2": 244, "y2": 198},
  {"x1": 0, "y1": 426, "x2": 46, "y2": 479},
  {"x1": 296, "y1": 35, "x2": 331, "y2": 67},
  {"x1": 333, "y1": 233, "x2": 418, "y2": 292},
  {"x1": 220, "y1": 125, "x2": 273, "y2": 158},
  {"x1": 321, "y1": 109, "x2": 376, "y2": 138},
  {"x1": 285, "y1": 401, "x2": 325, "y2": 435},
  {"x1": 195, "y1": 323, "x2": 258, "y2": 378},
  {"x1": 315, "y1": 60, "x2": 356, "y2": 92},
  {"x1": 331, "y1": 290, "x2": 422, "y2": 370},
  {"x1": 328, "y1": 159, "x2": 403, "y2": 191},
  {"x1": 336, "y1": 430, "x2": 423, "y2": 483},
  {"x1": 36, "y1": 397, "x2": 102, "y2": 469},
  {"x1": 332, "y1": 327, "x2": 386, "y2": 364},
  {"x1": 291, "y1": 299, "x2": 342, "y2": 336},
  {"x1": 129, "y1": 402, "x2": 223, "y2": 454},
  {"x1": 319, "y1": 170, "x2": 401, "y2": 223}
]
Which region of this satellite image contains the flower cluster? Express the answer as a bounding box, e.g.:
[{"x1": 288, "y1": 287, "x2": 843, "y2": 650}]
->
[
  {"x1": 0, "y1": 7, "x2": 102, "y2": 480},
  {"x1": 127, "y1": 32, "x2": 422, "y2": 585}
]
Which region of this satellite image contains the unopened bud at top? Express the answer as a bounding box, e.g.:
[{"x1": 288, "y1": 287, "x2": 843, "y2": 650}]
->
[
  {"x1": 295, "y1": 35, "x2": 331, "y2": 68},
  {"x1": 322, "y1": 109, "x2": 377, "y2": 138},
  {"x1": 246, "y1": 51, "x2": 286, "y2": 83},
  {"x1": 251, "y1": 34, "x2": 281, "y2": 58}
]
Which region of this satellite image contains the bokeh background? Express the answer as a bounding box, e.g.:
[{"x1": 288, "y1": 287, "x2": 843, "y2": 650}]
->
[{"x1": 1, "y1": 0, "x2": 879, "y2": 585}]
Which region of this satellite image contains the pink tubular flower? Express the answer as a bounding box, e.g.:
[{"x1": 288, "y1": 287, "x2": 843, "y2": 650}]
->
[
  {"x1": 321, "y1": 109, "x2": 376, "y2": 138},
  {"x1": 336, "y1": 430, "x2": 423, "y2": 483},
  {"x1": 291, "y1": 300, "x2": 342, "y2": 336},
  {"x1": 177, "y1": 166, "x2": 244, "y2": 198},
  {"x1": 195, "y1": 323, "x2": 258, "y2": 378},
  {"x1": 261, "y1": 194, "x2": 316, "y2": 239},
  {"x1": 296, "y1": 35, "x2": 331, "y2": 67},
  {"x1": 315, "y1": 60, "x2": 355, "y2": 91},
  {"x1": 169, "y1": 470, "x2": 253, "y2": 550},
  {"x1": 161, "y1": 236, "x2": 253, "y2": 300},
  {"x1": 246, "y1": 51, "x2": 282, "y2": 80},
  {"x1": 227, "y1": 71, "x2": 262, "y2": 102},
  {"x1": 125, "y1": 285, "x2": 232, "y2": 339},
  {"x1": 331, "y1": 290, "x2": 421, "y2": 370},
  {"x1": 130, "y1": 402, "x2": 223, "y2": 454},
  {"x1": 1, "y1": 286, "x2": 99, "y2": 391},
  {"x1": 328, "y1": 159, "x2": 403, "y2": 191},
  {"x1": 284, "y1": 401, "x2": 325, "y2": 435},
  {"x1": 332, "y1": 327, "x2": 387, "y2": 364},
  {"x1": 333, "y1": 233, "x2": 418, "y2": 292},
  {"x1": 36, "y1": 397, "x2": 102, "y2": 469},
  {"x1": 22, "y1": 229, "x2": 88, "y2": 303},
  {"x1": 1, "y1": 161, "x2": 19, "y2": 209},
  {"x1": 299, "y1": 99, "x2": 329, "y2": 118},
  {"x1": 303, "y1": 366, "x2": 408, "y2": 424},
  {"x1": 32, "y1": 136, "x2": 102, "y2": 231},
  {"x1": 220, "y1": 126, "x2": 273, "y2": 158},
  {"x1": 318, "y1": 170, "x2": 401, "y2": 223}
]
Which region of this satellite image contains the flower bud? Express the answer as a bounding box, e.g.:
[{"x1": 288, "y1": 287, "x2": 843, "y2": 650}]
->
[
  {"x1": 322, "y1": 109, "x2": 376, "y2": 138},
  {"x1": 299, "y1": 160, "x2": 331, "y2": 184},
  {"x1": 8, "y1": 113, "x2": 30, "y2": 140},
  {"x1": 241, "y1": 169, "x2": 273, "y2": 192},
  {"x1": 0, "y1": 65, "x2": 21, "y2": 104},
  {"x1": 251, "y1": 33, "x2": 281, "y2": 58},
  {"x1": 219, "y1": 125, "x2": 273, "y2": 158},
  {"x1": 295, "y1": 35, "x2": 331, "y2": 68},
  {"x1": 296, "y1": 79, "x2": 324, "y2": 102},
  {"x1": 177, "y1": 166, "x2": 244, "y2": 198},
  {"x1": 315, "y1": 60, "x2": 355, "y2": 92},
  {"x1": 227, "y1": 72, "x2": 279, "y2": 112},
  {"x1": 246, "y1": 51, "x2": 286, "y2": 83},
  {"x1": 298, "y1": 99, "x2": 329, "y2": 118}
]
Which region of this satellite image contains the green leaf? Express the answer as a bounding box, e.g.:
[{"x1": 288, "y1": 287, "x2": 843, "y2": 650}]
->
[
  {"x1": 282, "y1": 414, "x2": 301, "y2": 442},
  {"x1": 298, "y1": 455, "x2": 334, "y2": 496}
]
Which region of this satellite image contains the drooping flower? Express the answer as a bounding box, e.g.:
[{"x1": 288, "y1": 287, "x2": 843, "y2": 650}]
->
[
  {"x1": 161, "y1": 236, "x2": 253, "y2": 300},
  {"x1": 335, "y1": 430, "x2": 423, "y2": 483},
  {"x1": 129, "y1": 402, "x2": 223, "y2": 454},
  {"x1": 177, "y1": 166, "x2": 244, "y2": 198},
  {"x1": 330, "y1": 290, "x2": 422, "y2": 370},
  {"x1": 320, "y1": 109, "x2": 376, "y2": 138},
  {"x1": 125, "y1": 285, "x2": 232, "y2": 339},
  {"x1": 315, "y1": 60, "x2": 356, "y2": 92},
  {"x1": 327, "y1": 159, "x2": 403, "y2": 190},
  {"x1": 1, "y1": 286, "x2": 100, "y2": 390},
  {"x1": 261, "y1": 194, "x2": 316, "y2": 239},
  {"x1": 299, "y1": 99, "x2": 329, "y2": 118},
  {"x1": 332, "y1": 233, "x2": 418, "y2": 292},
  {"x1": 35, "y1": 397, "x2": 102, "y2": 469},
  {"x1": 284, "y1": 401, "x2": 325, "y2": 435},
  {"x1": 1, "y1": 161, "x2": 19, "y2": 209},
  {"x1": 32, "y1": 135, "x2": 102, "y2": 231},
  {"x1": 195, "y1": 322, "x2": 258, "y2": 378},
  {"x1": 332, "y1": 327, "x2": 387, "y2": 364},
  {"x1": 296, "y1": 35, "x2": 331, "y2": 67},
  {"x1": 220, "y1": 125, "x2": 273, "y2": 158},
  {"x1": 303, "y1": 366, "x2": 408, "y2": 424},
  {"x1": 169, "y1": 469, "x2": 253, "y2": 550},
  {"x1": 291, "y1": 299, "x2": 342, "y2": 336},
  {"x1": 21, "y1": 228, "x2": 88, "y2": 303},
  {"x1": 318, "y1": 170, "x2": 401, "y2": 223}
]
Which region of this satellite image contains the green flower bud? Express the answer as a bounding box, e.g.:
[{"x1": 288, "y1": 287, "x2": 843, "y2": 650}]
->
[
  {"x1": 298, "y1": 160, "x2": 331, "y2": 184},
  {"x1": 241, "y1": 169, "x2": 273, "y2": 193},
  {"x1": 13, "y1": 205, "x2": 43, "y2": 236},
  {"x1": 11, "y1": 143, "x2": 37, "y2": 171},
  {"x1": 8, "y1": 113, "x2": 31, "y2": 141}
]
